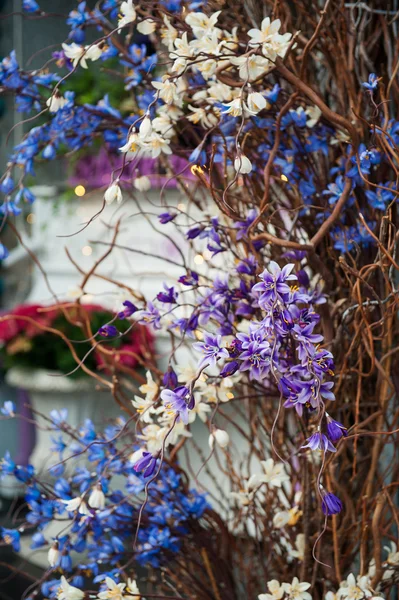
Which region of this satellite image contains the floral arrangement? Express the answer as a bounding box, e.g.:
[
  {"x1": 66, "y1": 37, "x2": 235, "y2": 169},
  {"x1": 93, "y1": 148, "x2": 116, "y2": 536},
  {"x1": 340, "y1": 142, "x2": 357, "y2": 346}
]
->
[
  {"x1": 0, "y1": 303, "x2": 153, "y2": 377},
  {"x1": 0, "y1": 1, "x2": 398, "y2": 600}
]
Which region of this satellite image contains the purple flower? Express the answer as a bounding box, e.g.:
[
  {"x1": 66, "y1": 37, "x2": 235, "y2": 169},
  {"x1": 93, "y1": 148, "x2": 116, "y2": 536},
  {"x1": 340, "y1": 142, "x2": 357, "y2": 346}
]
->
[
  {"x1": 252, "y1": 261, "x2": 297, "y2": 308},
  {"x1": 157, "y1": 284, "x2": 178, "y2": 304},
  {"x1": 233, "y1": 209, "x2": 257, "y2": 240},
  {"x1": 321, "y1": 491, "x2": 342, "y2": 515},
  {"x1": 138, "y1": 302, "x2": 162, "y2": 329},
  {"x1": 302, "y1": 431, "x2": 336, "y2": 453},
  {"x1": 133, "y1": 451, "x2": 158, "y2": 478},
  {"x1": 162, "y1": 367, "x2": 178, "y2": 389},
  {"x1": 158, "y1": 212, "x2": 177, "y2": 224},
  {"x1": 98, "y1": 324, "x2": 119, "y2": 337},
  {"x1": 220, "y1": 360, "x2": 239, "y2": 377},
  {"x1": 117, "y1": 300, "x2": 138, "y2": 319},
  {"x1": 192, "y1": 333, "x2": 229, "y2": 368},
  {"x1": 178, "y1": 271, "x2": 199, "y2": 286},
  {"x1": 326, "y1": 415, "x2": 347, "y2": 442},
  {"x1": 160, "y1": 386, "x2": 192, "y2": 424}
]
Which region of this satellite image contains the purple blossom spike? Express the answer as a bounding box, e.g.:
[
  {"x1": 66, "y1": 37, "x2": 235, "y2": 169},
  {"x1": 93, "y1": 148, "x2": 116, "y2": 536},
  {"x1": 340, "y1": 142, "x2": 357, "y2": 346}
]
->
[
  {"x1": 133, "y1": 451, "x2": 158, "y2": 478},
  {"x1": 117, "y1": 300, "x2": 138, "y2": 319},
  {"x1": 326, "y1": 415, "x2": 347, "y2": 442}
]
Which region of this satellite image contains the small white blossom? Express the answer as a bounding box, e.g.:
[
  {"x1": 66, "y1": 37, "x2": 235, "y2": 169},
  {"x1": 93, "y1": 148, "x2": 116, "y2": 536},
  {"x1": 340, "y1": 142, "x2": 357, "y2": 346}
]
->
[
  {"x1": 222, "y1": 98, "x2": 244, "y2": 117},
  {"x1": 46, "y1": 94, "x2": 67, "y2": 113},
  {"x1": 234, "y1": 154, "x2": 252, "y2": 174},
  {"x1": 289, "y1": 533, "x2": 305, "y2": 561},
  {"x1": 104, "y1": 182, "x2": 123, "y2": 205},
  {"x1": 230, "y1": 54, "x2": 270, "y2": 81},
  {"x1": 142, "y1": 132, "x2": 172, "y2": 158},
  {"x1": 125, "y1": 579, "x2": 141, "y2": 600},
  {"x1": 209, "y1": 428, "x2": 230, "y2": 449},
  {"x1": 282, "y1": 577, "x2": 312, "y2": 600},
  {"x1": 273, "y1": 510, "x2": 291, "y2": 529},
  {"x1": 248, "y1": 458, "x2": 289, "y2": 489},
  {"x1": 139, "y1": 115, "x2": 153, "y2": 140},
  {"x1": 58, "y1": 576, "x2": 84, "y2": 600},
  {"x1": 88, "y1": 485, "x2": 105, "y2": 510},
  {"x1": 337, "y1": 574, "x2": 384, "y2": 600},
  {"x1": 118, "y1": 0, "x2": 136, "y2": 30},
  {"x1": 97, "y1": 577, "x2": 126, "y2": 600},
  {"x1": 259, "y1": 580, "x2": 285, "y2": 600},
  {"x1": 119, "y1": 131, "x2": 140, "y2": 155},
  {"x1": 61, "y1": 43, "x2": 88, "y2": 68},
  {"x1": 62, "y1": 496, "x2": 89, "y2": 515},
  {"x1": 247, "y1": 91, "x2": 268, "y2": 114},
  {"x1": 84, "y1": 44, "x2": 102, "y2": 62},
  {"x1": 305, "y1": 105, "x2": 322, "y2": 128},
  {"x1": 139, "y1": 371, "x2": 158, "y2": 401},
  {"x1": 133, "y1": 175, "x2": 151, "y2": 192},
  {"x1": 185, "y1": 11, "x2": 221, "y2": 39},
  {"x1": 47, "y1": 544, "x2": 59, "y2": 567},
  {"x1": 152, "y1": 78, "x2": 179, "y2": 105},
  {"x1": 137, "y1": 19, "x2": 156, "y2": 35}
]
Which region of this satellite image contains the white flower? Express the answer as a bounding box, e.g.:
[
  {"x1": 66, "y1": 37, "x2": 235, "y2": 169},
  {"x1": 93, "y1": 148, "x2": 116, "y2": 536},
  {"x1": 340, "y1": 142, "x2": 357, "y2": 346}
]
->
[
  {"x1": 305, "y1": 105, "x2": 322, "y2": 128},
  {"x1": 222, "y1": 98, "x2": 244, "y2": 117},
  {"x1": 125, "y1": 579, "x2": 141, "y2": 600},
  {"x1": 161, "y1": 15, "x2": 178, "y2": 51},
  {"x1": 234, "y1": 154, "x2": 252, "y2": 174},
  {"x1": 259, "y1": 580, "x2": 285, "y2": 600},
  {"x1": 152, "y1": 114, "x2": 174, "y2": 137},
  {"x1": 62, "y1": 43, "x2": 88, "y2": 68},
  {"x1": 104, "y1": 182, "x2": 122, "y2": 205},
  {"x1": 58, "y1": 576, "x2": 84, "y2": 600},
  {"x1": 97, "y1": 577, "x2": 126, "y2": 600},
  {"x1": 209, "y1": 428, "x2": 230, "y2": 449},
  {"x1": 188, "y1": 401, "x2": 211, "y2": 424},
  {"x1": 248, "y1": 459, "x2": 289, "y2": 489},
  {"x1": 273, "y1": 510, "x2": 291, "y2": 529},
  {"x1": 139, "y1": 371, "x2": 158, "y2": 401},
  {"x1": 337, "y1": 574, "x2": 384, "y2": 600},
  {"x1": 133, "y1": 175, "x2": 151, "y2": 192},
  {"x1": 119, "y1": 131, "x2": 141, "y2": 154},
  {"x1": 46, "y1": 94, "x2": 67, "y2": 113},
  {"x1": 152, "y1": 78, "x2": 178, "y2": 105},
  {"x1": 248, "y1": 17, "x2": 283, "y2": 46},
  {"x1": 85, "y1": 44, "x2": 102, "y2": 62},
  {"x1": 139, "y1": 115, "x2": 153, "y2": 140},
  {"x1": 47, "y1": 544, "x2": 59, "y2": 567},
  {"x1": 88, "y1": 485, "x2": 105, "y2": 510},
  {"x1": 325, "y1": 593, "x2": 338, "y2": 600},
  {"x1": 137, "y1": 19, "x2": 156, "y2": 35},
  {"x1": 118, "y1": 0, "x2": 136, "y2": 29},
  {"x1": 230, "y1": 481, "x2": 254, "y2": 506},
  {"x1": 142, "y1": 132, "x2": 172, "y2": 158},
  {"x1": 187, "y1": 105, "x2": 219, "y2": 128},
  {"x1": 131, "y1": 395, "x2": 156, "y2": 423},
  {"x1": 230, "y1": 54, "x2": 271, "y2": 81},
  {"x1": 185, "y1": 11, "x2": 221, "y2": 39},
  {"x1": 247, "y1": 91, "x2": 268, "y2": 114},
  {"x1": 289, "y1": 534, "x2": 305, "y2": 561},
  {"x1": 282, "y1": 577, "x2": 312, "y2": 600},
  {"x1": 62, "y1": 496, "x2": 89, "y2": 515}
]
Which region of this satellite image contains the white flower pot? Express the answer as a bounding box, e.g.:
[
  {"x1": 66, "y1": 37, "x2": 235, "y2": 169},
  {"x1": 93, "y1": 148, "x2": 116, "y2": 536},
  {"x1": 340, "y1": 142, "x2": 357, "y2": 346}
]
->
[{"x1": 5, "y1": 367, "x2": 114, "y2": 476}]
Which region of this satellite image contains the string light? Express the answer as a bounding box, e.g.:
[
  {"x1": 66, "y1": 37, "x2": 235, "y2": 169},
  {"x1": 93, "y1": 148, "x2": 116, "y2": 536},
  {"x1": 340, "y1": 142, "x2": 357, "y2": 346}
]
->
[
  {"x1": 82, "y1": 245, "x2": 92, "y2": 256},
  {"x1": 194, "y1": 254, "x2": 204, "y2": 265},
  {"x1": 177, "y1": 203, "x2": 186, "y2": 211},
  {"x1": 281, "y1": 174, "x2": 288, "y2": 182},
  {"x1": 74, "y1": 185, "x2": 86, "y2": 197},
  {"x1": 26, "y1": 213, "x2": 36, "y2": 224}
]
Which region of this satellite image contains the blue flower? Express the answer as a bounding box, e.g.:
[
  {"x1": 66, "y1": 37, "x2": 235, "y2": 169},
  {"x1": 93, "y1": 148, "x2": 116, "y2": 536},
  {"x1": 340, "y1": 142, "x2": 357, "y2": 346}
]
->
[
  {"x1": 1, "y1": 401, "x2": 16, "y2": 416},
  {"x1": 302, "y1": 432, "x2": 336, "y2": 453},
  {"x1": 133, "y1": 451, "x2": 158, "y2": 478},
  {"x1": 30, "y1": 532, "x2": 46, "y2": 549},
  {"x1": 1, "y1": 528, "x2": 20, "y2": 552},
  {"x1": 326, "y1": 415, "x2": 347, "y2": 442},
  {"x1": 362, "y1": 73, "x2": 379, "y2": 92},
  {"x1": 22, "y1": 0, "x2": 40, "y2": 12},
  {"x1": 0, "y1": 243, "x2": 9, "y2": 260}
]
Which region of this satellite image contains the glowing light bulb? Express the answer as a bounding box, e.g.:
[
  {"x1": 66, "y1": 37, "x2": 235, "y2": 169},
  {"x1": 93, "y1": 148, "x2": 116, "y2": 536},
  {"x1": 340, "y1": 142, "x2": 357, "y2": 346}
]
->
[
  {"x1": 82, "y1": 245, "x2": 92, "y2": 256},
  {"x1": 26, "y1": 213, "x2": 36, "y2": 224},
  {"x1": 194, "y1": 254, "x2": 204, "y2": 265},
  {"x1": 74, "y1": 185, "x2": 86, "y2": 197},
  {"x1": 280, "y1": 174, "x2": 288, "y2": 182}
]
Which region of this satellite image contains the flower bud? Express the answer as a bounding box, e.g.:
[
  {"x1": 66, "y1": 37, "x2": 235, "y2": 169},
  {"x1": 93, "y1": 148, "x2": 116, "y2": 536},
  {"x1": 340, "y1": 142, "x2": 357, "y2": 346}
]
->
[
  {"x1": 234, "y1": 154, "x2": 252, "y2": 174},
  {"x1": 133, "y1": 175, "x2": 151, "y2": 192},
  {"x1": 104, "y1": 182, "x2": 122, "y2": 205},
  {"x1": 209, "y1": 428, "x2": 230, "y2": 449}
]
